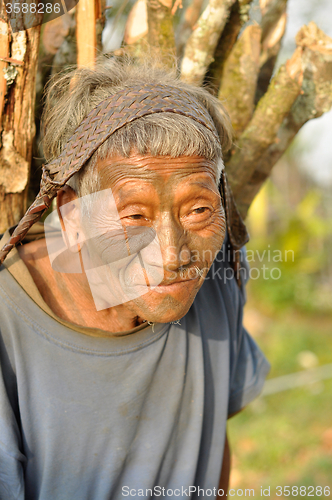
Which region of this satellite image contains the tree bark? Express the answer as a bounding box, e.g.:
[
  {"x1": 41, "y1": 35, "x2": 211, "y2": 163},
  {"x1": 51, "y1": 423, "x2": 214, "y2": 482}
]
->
[
  {"x1": 146, "y1": 0, "x2": 176, "y2": 67},
  {"x1": 218, "y1": 24, "x2": 261, "y2": 137},
  {"x1": 96, "y1": 0, "x2": 107, "y2": 53},
  {"x1": 176, "y1": 0, "x2": 204, "y2": 59},
  {"x1": 237, "y1": 23, "x2": 332, "y2": 217},
  {"x1": 76, "y1": 0, "x2": 97, "y2": 66},
  {"x1": 180, "y1": 0, "x2": 237, "y2": 85},
  {"x1": 206, "y1": 0, "x2": 253, "y2": 94},
  {"x1": 226, "y1": 45, "x2": 303, "y2": 203},
  {"x1": 0, "y1": 7, "x2": 41, "y2": 233},
  {"x1": 255, "y1": 0, "x2": 287, "y2": 104}
]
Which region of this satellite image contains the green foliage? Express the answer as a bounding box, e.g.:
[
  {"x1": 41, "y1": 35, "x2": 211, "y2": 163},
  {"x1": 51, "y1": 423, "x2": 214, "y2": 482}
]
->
[
  {"x1": 228, "y1": 310, "x2": 332, "y2": 494},
  {"x1": 246, "y1": 181, "x2": 332, "y2": 313}
]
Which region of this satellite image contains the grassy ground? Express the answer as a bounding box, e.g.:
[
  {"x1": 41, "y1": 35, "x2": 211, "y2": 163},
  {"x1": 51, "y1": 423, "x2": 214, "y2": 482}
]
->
[{"x1": 227, "y1": 293, "x2": 332, "y2": 499}]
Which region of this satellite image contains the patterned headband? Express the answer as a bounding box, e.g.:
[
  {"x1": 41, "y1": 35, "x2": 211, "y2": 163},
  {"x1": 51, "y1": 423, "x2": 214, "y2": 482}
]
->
[{"x1": 0, "y1": 83, "x2": 248, "y2": 270}]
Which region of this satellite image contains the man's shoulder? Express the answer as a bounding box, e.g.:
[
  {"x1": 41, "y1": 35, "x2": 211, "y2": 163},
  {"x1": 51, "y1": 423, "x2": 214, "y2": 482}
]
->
[{"x1": 0, "y1": 263, "x2": 18, "y2": 296}]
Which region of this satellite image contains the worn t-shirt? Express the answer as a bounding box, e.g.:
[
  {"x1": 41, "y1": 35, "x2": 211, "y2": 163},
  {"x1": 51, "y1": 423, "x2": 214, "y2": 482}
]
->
[{"x1": 0, "y1": 231, "x2": 270, "y2": 500}]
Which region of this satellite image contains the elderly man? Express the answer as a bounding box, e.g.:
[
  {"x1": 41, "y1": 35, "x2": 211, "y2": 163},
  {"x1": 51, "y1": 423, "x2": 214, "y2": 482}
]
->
[{"x1": 0, "y1": 59, "x2": 270, "y2": 499}]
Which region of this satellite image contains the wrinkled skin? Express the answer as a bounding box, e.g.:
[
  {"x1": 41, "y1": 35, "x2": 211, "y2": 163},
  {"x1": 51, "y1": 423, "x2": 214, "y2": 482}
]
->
[
  {"x1": 20, "y1": 154, "x2": 226, "y2": 333},
  {"x1": 82, "y1": 154, "x2": 226, "y2": 324}
]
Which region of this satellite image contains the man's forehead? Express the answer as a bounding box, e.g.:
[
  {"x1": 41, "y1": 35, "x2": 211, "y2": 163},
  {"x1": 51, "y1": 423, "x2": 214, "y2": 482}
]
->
[{"x1": 96, "y1": 154, "x2": 219, "y2": 187}]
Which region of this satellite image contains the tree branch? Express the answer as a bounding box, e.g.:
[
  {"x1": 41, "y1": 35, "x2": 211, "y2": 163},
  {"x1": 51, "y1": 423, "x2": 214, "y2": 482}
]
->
[
  {"x1": 218, "y1": 24, "x2": 261, "y2": 137},
  {"x1": 176, "y1": 0, "x2": 204, "y2": 59},
  {"x1": 0, "y1": 13, "x2": 41, "y2": 232},
  {"x1": 206, "y1": 0, "x2": 253, "y2": 94},
  {"x1": 255, "y1": 0, "x2": 287, "y2": 103},
  {"x1": 226, "y1": 45, "x2": 303, "y2": 202},
  {"x1": 180, "y1": 0, "x2": 237, "y2": 85},
  {"x1": 96, "y1": 0, "x2": 107, "y2": 53},
  {"x1": 76, "y1": 0, "x2": 97, "y2": 66},
  {"x1": 230, "y1": 23, "x2": 332, "y2": 217},
  {"x1": 146, "y1": 0, "x2": 176, "y2": 67}
]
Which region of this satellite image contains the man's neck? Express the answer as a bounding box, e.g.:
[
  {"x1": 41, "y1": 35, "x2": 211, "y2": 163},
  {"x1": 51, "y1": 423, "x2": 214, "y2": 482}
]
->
[{"x1": 18, "y1": 239, "x2": 145, "y2": 336}]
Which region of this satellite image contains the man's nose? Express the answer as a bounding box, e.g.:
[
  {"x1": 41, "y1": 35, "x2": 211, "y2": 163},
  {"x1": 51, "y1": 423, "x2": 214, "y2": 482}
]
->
[{"x1": 156, "y1": 216, "x2": 191, "y2": 272}]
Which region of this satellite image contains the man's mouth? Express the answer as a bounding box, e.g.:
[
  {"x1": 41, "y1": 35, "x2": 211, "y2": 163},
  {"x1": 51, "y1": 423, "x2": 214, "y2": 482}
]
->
[
  {"x1": 132, "y1": 265, "x2": 204, "y2": 287},
  {"x1": 152, "y1": 276, "x2": 201, "y2": 294},
  {"x1": 158, "y1": 273, "x2": 202, "y2": 287}
]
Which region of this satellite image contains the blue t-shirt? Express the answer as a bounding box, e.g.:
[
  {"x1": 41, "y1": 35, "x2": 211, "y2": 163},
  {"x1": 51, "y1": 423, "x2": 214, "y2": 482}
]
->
[{"x1": 0, "y1": 242, "x2": 270, "y2": 500}]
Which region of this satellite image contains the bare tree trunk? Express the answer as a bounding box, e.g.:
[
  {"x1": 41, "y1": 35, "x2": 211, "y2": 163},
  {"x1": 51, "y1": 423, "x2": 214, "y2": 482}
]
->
[
  {"x1": 226, "y1": 46, "x2": 303, "y2": 201},
  {"x1": 96, "y1": 0, "x2": 107, "y2": 53},
  {"x1": 206, "y1": 0, "x2": 253, "y2": 94},
  {"x1": 146, "y1": 0, "x2": 176, "y2": 67},
  {"x1": 255, "y1": 0, "x2": 287, "y2": 103},
  {"x1": 218, "y1": 24, "x2": 261, "y2": 137},
  {"x1": 237, "y1": 23, "x2": 332, "y2": 217},
  {"x1": 176, "y1": 0, "x2": 204, "y2": 59},
  {"x1": 76, "y1": 0, "x2": 97, "y2": 66},
  {"x1": 76, "y1": 0, "x2": 108, "y2": 67},
  {"x1": 180, "y1": 0, "x2": 237, "y2": 85},
  {"x1": 0, "y1": 7, "x2": 41, "y2": 233}
]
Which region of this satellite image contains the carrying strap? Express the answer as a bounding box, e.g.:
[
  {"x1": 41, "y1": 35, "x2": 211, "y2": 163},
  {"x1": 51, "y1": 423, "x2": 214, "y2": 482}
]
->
[{"x1": 220, "y1": 170, "x2": 249, "y2": 286}]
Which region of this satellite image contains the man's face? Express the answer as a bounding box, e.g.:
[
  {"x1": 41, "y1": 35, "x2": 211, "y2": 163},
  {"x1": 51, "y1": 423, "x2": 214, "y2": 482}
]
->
[{"x1": 77, "y1": 153, "x2": 226, "y2": 323}]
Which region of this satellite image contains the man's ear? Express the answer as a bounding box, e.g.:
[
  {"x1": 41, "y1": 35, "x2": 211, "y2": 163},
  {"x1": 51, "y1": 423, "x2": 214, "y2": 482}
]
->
[{"x1": 57, "y1": 186, "x2": 84, "y2": 253}]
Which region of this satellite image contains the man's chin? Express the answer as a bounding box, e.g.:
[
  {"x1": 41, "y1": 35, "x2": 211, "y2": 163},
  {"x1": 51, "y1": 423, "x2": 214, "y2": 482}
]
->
[{"x1": 126, "y1": 285, "x2": 200, "y2": 325}]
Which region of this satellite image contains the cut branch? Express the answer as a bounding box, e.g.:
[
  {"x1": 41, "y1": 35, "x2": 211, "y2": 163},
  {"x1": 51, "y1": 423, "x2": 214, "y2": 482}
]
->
[
  {"x1": 230, "y1": 23, "x2": 332, "y2": 218},
  {"x1": 124, "y1": 0, "x2": 148, "y2": 45},
  {"x1": 96, "y1": 0, "x2": 107, "y2": 53},
  {"x1": 180, "y1": 0, "x2": 237, "y2": 85},
  {"x1": 0, "y1": 20, "x2": 9, "y2": 125},
  {"x1": 218, "y1": 24, "x2": 261, "y2": 137},
  {"x1": 225, "y1": 45, "x2": 304, "y2": 202},
  {"x1": 76, "y1": 0, "x2": 97, "y2": 66},
  {"x1": 176, "y1": 0, "x2": 204, "y2": 59},
  {"x1": 0, "y1": 9, "x2": 41, "y2": 232},
  {"x1": 255, "y1": 0, "x2": 287, "y2": 103},
  {"x1": 260, "y1": 0, "x2": 287, "y2": 45},
  {"x1": 206, "y1": 0, "x2": 253, "y2": 94},
  {"x1": 146, "y1": 0, "x2": 176, "y2": 67}
]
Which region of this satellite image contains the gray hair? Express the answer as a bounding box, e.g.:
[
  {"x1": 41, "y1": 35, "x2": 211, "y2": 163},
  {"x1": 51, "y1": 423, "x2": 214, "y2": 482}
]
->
[{"x1": 42, "y1": 57, "x2": 233, "y2": 197}]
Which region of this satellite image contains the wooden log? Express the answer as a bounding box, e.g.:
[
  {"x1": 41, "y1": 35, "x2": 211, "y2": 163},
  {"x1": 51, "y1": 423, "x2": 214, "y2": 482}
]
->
[
  {"x1": 176, "y1": 0, "x2": 204, "y2": 59},
  {"x1": 225, "y1": 45, "x2": 303, "y2": 202},
  {"x1": 0, "y1": 19, "x2": 10, "y2": 125},
  {"x1": 124, "y1": 0, "x2": 148, "y2": 46},
  {"x1": 255, "y1": 0, "x2": 287, "y2": 103},
  {"x1": 0, "y1": 3, "x2": 41, "y2": 233},
  {"x1": 96, "y1": 0, "x2": 107, "y2": 53},
  {"x1": 218, "y1": 24, "x2": 261, "y2": 137},
  {"x1": 76, "y1": 0, "x2": 97, "y2": 66},
  {"x1": 146, "y1": 0, "x2": 176, "y2": 67},
  {"x1": 51, "y1": 13, "x2": 77, "y2": 75},
  {"x1": 260, "y1": 0, "x2": 287, "y2": 45},
  {"x1": 180, "y1": 0, "x2": 237, "y2": 85},
  {"x1": 230, "y1": 23, "x2": 332, "y2": 217},
  {"x1": 206, "y1": 0, "x2": 253, "y2": 94}
]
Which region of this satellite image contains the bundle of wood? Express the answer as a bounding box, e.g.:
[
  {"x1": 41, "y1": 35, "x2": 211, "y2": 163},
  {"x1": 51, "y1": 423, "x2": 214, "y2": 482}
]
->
[{"x1": 0, "y1": 0, "x2": 331, "y2": 231}]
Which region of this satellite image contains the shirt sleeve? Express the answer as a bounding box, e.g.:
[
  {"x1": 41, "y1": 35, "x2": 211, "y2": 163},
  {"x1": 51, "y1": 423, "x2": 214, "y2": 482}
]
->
[
  {"x1": 0, "y1": 347, "x2": 25, "y2": 500},
  {"x1": 227, "y1": 247, "x2": 271, "y2": 416}
]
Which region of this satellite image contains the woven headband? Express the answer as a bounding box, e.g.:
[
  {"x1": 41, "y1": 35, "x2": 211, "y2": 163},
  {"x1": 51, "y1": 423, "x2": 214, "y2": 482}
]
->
[{"x1": 0, "y1": 83, "x2": 248, "y2": 271}]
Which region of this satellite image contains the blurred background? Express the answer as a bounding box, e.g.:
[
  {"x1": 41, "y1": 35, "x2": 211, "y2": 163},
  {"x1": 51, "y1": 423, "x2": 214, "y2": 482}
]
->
[{"x1": 227, "y1": 0, "x2": 332, "y2": 495}]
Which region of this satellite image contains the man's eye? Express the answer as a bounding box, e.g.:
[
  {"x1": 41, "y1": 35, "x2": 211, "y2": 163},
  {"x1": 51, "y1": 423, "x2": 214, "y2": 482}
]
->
[
  {"x1": 193, "y1": 207, "x2": 209, "y2": 215},
  {"x1": 128, "y1": 214, "x2": 144, "y2": 220}
]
